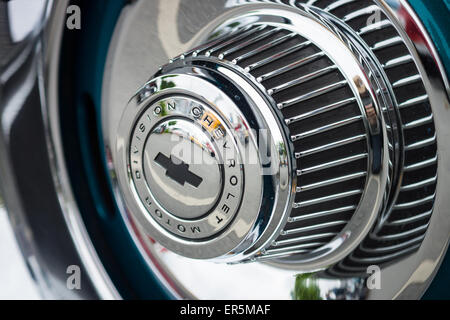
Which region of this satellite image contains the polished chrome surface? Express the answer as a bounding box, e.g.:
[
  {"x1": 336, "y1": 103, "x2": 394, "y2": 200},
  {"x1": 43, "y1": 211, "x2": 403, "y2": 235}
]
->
[
  {"x1": 102, "y1": 0, "x2": 450, "y2": 299},
  {"x1": 301, "y1": 0, "x2": 439, "y2": 278},
  {"x1": 115, "y1": 60, "x2": 292, "y2": 261},
  {"x1": 5, "y1": 0, "x2": 442, "y2": 300},
  {"x1": 97, "y1": 1, "x2": 449, "y2": 299},
  {"x1": 43, "y1": 0, "x2": 120, "y2": 299},
  {"x1": 187, "y1": 8, "x2": 389, "y2": 268},
  {"x1": 0, "y1": 0, "x2": 118, "y2": 299},
  {"x1": 143, "y1": 117, "x2": 223, "y2": 221},
  {"x1": 128, "y1": 95, "x2": 244, "y2": 241},
  {"x1": 112, "y1": 3, "x2": 389, "y2": 268}
]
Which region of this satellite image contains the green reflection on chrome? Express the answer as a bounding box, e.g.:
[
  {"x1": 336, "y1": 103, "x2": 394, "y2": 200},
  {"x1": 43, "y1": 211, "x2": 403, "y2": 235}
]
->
[{"x1": 292, "y1": 273, "x2": 322, "y2": 300}]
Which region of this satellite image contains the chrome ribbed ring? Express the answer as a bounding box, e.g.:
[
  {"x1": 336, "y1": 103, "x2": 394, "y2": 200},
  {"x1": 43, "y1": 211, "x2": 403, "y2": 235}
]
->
[
  {"x1": 167, "y1": 0, "x2": 437, "y2": 268},
  {"x1": 170, "y1": 20, "x2": 382, "y2": 262},
  {"x1": 201, "y1": 24, "x2": 371, "y2": 258},
  {"x1": 294, "y1": 0, "x2": 438, "y2": 275},
  {"x1": 102, "y1": 0, "x2": 448, "y2": 299}
]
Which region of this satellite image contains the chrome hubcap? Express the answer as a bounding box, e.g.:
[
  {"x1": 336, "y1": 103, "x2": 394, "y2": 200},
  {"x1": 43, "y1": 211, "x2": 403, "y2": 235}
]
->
[
  {"x1": 129, "y1": 94, "x2": 246, "y2": 243},
  {"x1": 144, "y1": 115, "x2": 223, "y2": 221},
  {"x1": 116, "y1": 54, "x2": 291, "y2": 261},
  {"x1": 100, "y1": 0, "x2": 448, "y2": 299},
  {"x1": 115, "y1": 6, "x2": 390, "y2": 266}
]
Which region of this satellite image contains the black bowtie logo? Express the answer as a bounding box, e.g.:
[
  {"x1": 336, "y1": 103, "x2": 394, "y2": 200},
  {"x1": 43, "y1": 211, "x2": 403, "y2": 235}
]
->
[{"x1": 154, "y1": 152, "x2": 203, "y2": 188}]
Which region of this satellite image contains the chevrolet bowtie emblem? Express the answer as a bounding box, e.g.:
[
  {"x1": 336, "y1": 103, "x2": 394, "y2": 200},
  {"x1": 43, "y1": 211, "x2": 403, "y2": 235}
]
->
[{"x1": 154, "y1": 152, "x2": 203, "y2": 188}]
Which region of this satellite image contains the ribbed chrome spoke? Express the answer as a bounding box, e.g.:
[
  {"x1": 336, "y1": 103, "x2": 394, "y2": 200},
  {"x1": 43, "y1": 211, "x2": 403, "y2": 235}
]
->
[
  {"x1": 403, "y1": 114, "x2": 433, "y2": 129},
  {"x1": 206, "y1": 25, "x2": 266, "y2": 56},
  {"x1": 245, "y1": 40, "x2": 312, "y2": 72},
  {"x1": 279, "y1": 80, "x2": 347, "y2": 109},
  {"x1": 358, "y1": 20, "x2": 392, "y2": 36},
  {"x1": 285, "y1": 97, "x2": 356, "y2": 125},
  {"x1": 360, "y1": 235, "x2": 425, "y2": 254},
  {"x1": 398, "y1": 94, "x2": 428, "y2": 109},
  {"x1": 371, "y1": 36, "x2": 403, "y2": 51},
  {"x1": 343, "y1": 5, "x2": 381, "y2": 22},
  {"x1": 393, "y1": 194, "x2": 435, "y2": 210},
  {"x1": 297, "y1": 153, "x2": 367, "y2": 175},
  {"x1": 350, "y1": 244, "x2": 422, "y2": 264},
  {"x1": 400, "y1": 176, "x2": 437, "y2": 192},
  {"x1": 289, "y1": 205, "x2": 357, "y2": 223},
  {"x1": 383, "y1": 55, "x2": 414, "y2": 69},
  {"x1": 392, "y1": 74, "x2": 421, "y2": 88},
  {"x1": 404, "y1": 134, "x2": 436, "y2": 151},
  {"x1": 272, "y1": 232, "x2": 337, "y2": 247},
  {"x1": 258, "y1": 52, "x2": 325, "y2": 82},
  {"x1": 219, "y1": 27, "x2": 281, "y2": 59},
  {"x1": 387, "y1": 210, "x2": 433, "y2": 226},
  {"x1": 293, "y1": 189, "x2": 363, "y2": 208},
  {"x1": 404, "y1": 155, "x2": 438, "y2": 171},
  {"x1": 233, "y1": 32, "x2": 297, "y2": 64},
  {"x1": 295, "y1": 134, "x2": 366, "y2": 158},
  {"x1": 269, "y1": 65, "x2": 338, "y2": 95},
  {"x1": 283, "y1": 220, "x2": 348, "y2": 236},
  {"x1": 188, "y1": 25, "x2": 253, "y2": 58},
  {"x1": 254, "y1": 250, "x2": 308, "y2": 260},
  {"x1": 325, "y1": 0, "x2": 355, "y2": 12},
  {"x1": 265, "y1": 242, "x2": 325, "y2": 255},
  {"x1": 296, "y1": 172, "x2": 366, "y2": 192},
  {"x1": 374, "y1": 224, "x2": 429, "y2": 241},
  {"x1": 291, "y1": 115, "x2": 362, "y2": 142}
]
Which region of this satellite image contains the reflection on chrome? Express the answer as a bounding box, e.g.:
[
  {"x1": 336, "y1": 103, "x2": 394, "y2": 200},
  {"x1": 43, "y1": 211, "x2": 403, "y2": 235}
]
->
[
  {"x1": 7, "y1": 0, "x2": 443, "y2": 300},
  {"x1": 101, "y1": 0, "x2": 448, "y2": 299}
]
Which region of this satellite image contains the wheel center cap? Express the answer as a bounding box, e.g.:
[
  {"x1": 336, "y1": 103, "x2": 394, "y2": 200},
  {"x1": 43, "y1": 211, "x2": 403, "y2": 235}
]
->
[
  {"x1": 128, "y1": 95, "x2": 246, "y2": 241},
  {"x1": 143, "y1": 117, "x2": 222, "y2": 220},
  {"x1": 113, "y1": 10, "x2": 387, "y2": 264}
]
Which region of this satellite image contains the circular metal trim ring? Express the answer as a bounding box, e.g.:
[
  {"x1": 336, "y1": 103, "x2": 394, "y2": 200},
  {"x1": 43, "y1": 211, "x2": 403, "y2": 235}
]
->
[
  {"x1": 116, "y1": 70, "x2": 274, "y2": 260},
  {"x1": 101, "y1": 0, "x2": 449, "y2": 298},
  {"x1": 129, "y1": 96, "x2": 243, "y2": 240},
  {"x1": 38, "y1": 0, "x2": 450, "y2": 299},
  {"x1": 188, "y1": 6, "x2": 389, "y2": 269}
]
